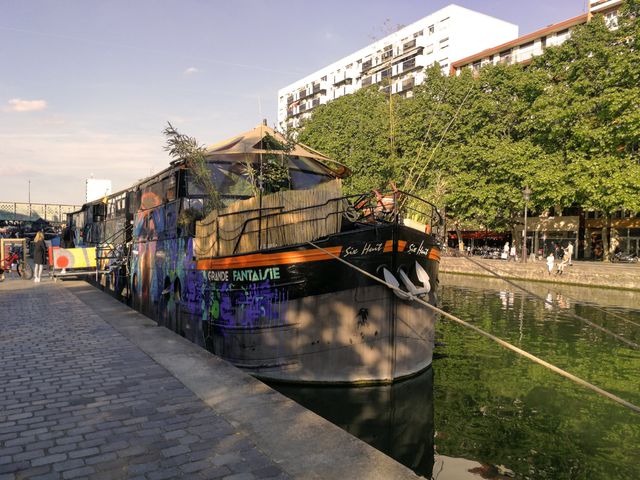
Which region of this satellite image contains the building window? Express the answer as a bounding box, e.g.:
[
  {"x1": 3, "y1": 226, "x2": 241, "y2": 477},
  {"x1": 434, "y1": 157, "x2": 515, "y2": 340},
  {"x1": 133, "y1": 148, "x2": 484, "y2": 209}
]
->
[
  {"x1": 604, "y1": 11, "x2": 618, "y2": 29},
  {"x1": 428, "y1": 25, "x2": 434, "y2": 35},
  {"x1": 403, "y1": 39, "x2": 416, "y2": 51},
  {"x1": 499, "y1": 49, "x2": 512, "y2": 64},
  {"x1": 414, "y1": 29, "x2": 424, "y2": 38},
  {"x1": 382, "y1": 45, "x2": 393, "y2": 60}
]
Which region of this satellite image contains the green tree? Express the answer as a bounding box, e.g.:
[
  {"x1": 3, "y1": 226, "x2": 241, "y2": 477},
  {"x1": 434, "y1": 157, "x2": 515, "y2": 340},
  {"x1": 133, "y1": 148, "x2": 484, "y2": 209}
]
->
[
  {"x1": 529, "y1": 8, "x2": 640, "y2": 259},
  {"x1": 298, "y1": 86, "x2": 395, "y2": 194}
]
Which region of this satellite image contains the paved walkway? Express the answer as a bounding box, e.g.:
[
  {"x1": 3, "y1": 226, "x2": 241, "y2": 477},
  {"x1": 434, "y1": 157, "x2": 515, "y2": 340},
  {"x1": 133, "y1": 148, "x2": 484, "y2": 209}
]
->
[
  {"x1": 0, "y1": 277, "x2": 420, "y2": 480},
  {"x1": 441, "y1": 256, "x2": 640, "y2": 290}
]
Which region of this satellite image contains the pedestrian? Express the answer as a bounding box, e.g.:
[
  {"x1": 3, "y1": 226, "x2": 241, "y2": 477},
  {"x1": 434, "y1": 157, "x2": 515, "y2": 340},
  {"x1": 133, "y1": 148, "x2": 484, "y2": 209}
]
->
[
  {"x1": 502, "y1": 242, "x2": 510, "y2": 260},
  {"x1": 32, "y1": 231, "x2": 47, "y2": 283},
  {"x1": 61, "y1": 225, "x2": 75, "y2": 249},
  {"x1": 546, "y1": 251, "x2": 555, "y2": 275},
  {"x1": 566, "y1": 241, "x2": 574, "y2": 266},
  {"x1": 554, "y1": 243, "x2": 564, "y2": 263},
  {"x1": 556, "y1": 250, "x2": 569, "y2": 275},
  {"x1": 509, "y1": 244, "x2": 517, "y2": 262}
]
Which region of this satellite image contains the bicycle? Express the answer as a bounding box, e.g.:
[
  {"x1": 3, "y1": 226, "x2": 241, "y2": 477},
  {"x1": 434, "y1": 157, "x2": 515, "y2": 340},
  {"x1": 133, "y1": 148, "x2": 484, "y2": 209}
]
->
[{"x1": 0, "y1": 247, "x2": 34, "y2": 281}]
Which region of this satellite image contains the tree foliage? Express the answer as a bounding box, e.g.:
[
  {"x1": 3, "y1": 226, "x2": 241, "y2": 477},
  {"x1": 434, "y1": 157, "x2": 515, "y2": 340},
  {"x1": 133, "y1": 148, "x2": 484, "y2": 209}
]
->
[
  {"x1": 163, "y1": 122, "x2": 223, "y2": 218},
  {"x1": 298, "y1": 3, "x2": 640, "y2": 255}
]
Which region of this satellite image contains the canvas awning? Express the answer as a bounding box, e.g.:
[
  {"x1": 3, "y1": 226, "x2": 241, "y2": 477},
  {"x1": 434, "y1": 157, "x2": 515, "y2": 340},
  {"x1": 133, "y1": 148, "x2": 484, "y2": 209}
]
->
[{"x1": 204, "y1": 124, "x2": 351, "y2": 178}]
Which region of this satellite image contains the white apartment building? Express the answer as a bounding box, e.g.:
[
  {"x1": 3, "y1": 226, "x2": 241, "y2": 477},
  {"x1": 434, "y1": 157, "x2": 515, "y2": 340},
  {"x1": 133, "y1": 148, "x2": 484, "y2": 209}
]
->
[
  {"x1": 277, "y1": 5, "x2": 518, "y2": 130},
  {"x1": 452, "y1": 0, "x2": 622, "y2": 75}
]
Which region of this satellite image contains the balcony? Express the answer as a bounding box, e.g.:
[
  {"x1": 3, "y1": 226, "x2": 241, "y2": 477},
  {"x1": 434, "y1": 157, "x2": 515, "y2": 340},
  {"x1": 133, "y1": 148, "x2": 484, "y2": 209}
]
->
[
  {"x1": 403, "y1": 39, "x2": 416, "y2": 53},
  {"x1": 333, "y1": 69, "x2": 356, "y2": 85},
  {"x1": 394, "y1": 54, "x2": 429, "y2": 76},
  {"x1": 381, "y1": 49, "x2": 393, "y2": 61},
  {"x1": 312, "y1": 82, "x2": 327, "y2": 95},
  {"x1": 334, "y1": 84, "x2": 355, "y2": 99},
  {"x1": 362, "y1": 59, "x2": 373, "y2": 72},
  {"x1": 403, "y1": 58, "x2": 416, "y2": 71}
]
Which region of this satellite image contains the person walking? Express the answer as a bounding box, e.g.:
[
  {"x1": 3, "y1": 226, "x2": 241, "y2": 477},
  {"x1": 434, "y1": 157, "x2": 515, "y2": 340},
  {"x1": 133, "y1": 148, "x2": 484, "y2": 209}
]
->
[
  {"x1": 546, "y1": 251, "x2": 555, "y2": 276},
  {"x1": 566, "y1": 241, "x2": 574, "y2": 266},
  {"x1": 32, "y1": 231, "x2": 47, "y2": 283},
  {"x1": 503, "y1": 242, "x2": 510, "y2": 260},
  {"x1": 509, "y1": 244, "x2": 517, "y2": 262}
]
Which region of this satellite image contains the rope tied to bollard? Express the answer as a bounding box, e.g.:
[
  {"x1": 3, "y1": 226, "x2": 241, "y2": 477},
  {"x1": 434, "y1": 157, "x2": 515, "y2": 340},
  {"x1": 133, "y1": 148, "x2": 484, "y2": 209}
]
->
[{"x1": 307, "y1": 241, "x2": 640, "y2": 415}]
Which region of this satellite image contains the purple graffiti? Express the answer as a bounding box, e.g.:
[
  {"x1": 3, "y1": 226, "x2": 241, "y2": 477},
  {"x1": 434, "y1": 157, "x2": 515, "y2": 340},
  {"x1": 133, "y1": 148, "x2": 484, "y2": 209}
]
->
[
  {"x1": 218, "y1": 282, "x2": 234, "y2": 324},
  {"x1": 236, "y1": 280, "x2": 279, "y2": 327}
]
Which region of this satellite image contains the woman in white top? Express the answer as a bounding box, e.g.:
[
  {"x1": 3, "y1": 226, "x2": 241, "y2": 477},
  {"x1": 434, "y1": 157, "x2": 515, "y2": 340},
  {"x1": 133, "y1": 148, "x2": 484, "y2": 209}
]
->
[{"x1": 546, "y1": 252, "x2": 555, "y2": 276}]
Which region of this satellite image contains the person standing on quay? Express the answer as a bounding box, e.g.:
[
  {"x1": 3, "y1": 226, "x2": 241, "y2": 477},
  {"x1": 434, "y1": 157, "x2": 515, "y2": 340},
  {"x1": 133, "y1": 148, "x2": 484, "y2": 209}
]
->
[
  {"x1": 566, "y1": 241, "x2": 574, "y2": 266},
  {"x1": 32, "y1": 231, "x2": 47, "y2": 283}
]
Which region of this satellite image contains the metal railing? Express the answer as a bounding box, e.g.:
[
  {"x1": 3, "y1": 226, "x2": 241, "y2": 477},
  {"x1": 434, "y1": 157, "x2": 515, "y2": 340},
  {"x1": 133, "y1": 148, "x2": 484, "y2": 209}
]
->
[{"x1": 0, "y1": 202, "x2": 80, "y2": 223}]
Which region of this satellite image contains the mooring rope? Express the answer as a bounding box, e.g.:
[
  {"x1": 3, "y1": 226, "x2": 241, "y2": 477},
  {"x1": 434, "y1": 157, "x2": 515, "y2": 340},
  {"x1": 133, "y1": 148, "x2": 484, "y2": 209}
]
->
[
  {"x1": 306, "y1": 241, "x2": 640, "y2": 415},
  {"x1": 453, "y1": 254, "x2": 640, "y2": 350}
]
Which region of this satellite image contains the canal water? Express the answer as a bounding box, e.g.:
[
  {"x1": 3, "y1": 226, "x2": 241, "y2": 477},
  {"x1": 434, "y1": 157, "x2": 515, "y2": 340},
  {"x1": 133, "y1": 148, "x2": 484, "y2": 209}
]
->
[{"x1": 271, "y1": 272, "x2": 640, "y2": 479}]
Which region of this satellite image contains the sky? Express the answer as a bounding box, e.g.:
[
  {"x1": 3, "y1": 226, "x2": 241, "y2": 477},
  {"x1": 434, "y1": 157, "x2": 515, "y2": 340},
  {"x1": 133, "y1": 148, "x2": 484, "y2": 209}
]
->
[{"x1": 0, "y1": 0, "x2": 588, "y2": 205}]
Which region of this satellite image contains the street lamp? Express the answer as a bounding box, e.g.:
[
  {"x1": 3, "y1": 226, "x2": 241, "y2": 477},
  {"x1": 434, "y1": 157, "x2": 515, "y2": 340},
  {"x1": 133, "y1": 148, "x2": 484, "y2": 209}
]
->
[{"x1": 522, "y1": 186, "x2": 532, "y2": 263}]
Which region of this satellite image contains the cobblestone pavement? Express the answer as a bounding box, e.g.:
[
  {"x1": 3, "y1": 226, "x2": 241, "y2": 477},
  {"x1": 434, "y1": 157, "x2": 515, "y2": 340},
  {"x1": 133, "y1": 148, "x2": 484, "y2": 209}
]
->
[{"x1": 0, "y1": 280, "x2": 289, "y2": 480}]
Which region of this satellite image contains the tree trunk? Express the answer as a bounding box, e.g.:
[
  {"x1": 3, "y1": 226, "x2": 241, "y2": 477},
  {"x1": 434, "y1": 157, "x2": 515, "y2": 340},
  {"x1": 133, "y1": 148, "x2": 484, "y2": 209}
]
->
[{"x1": 601, "y1": 214, "x2": 611, "y2": 262}]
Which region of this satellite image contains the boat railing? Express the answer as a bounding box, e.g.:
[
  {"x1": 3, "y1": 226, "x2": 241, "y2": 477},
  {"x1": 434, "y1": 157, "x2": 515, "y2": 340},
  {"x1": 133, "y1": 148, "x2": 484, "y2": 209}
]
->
[
  {"x1": 396, "y1": 189, "x2": 444, "y2": 234},
  {"x1": 196, "y1": 188, "x2": 442, "y2": 257},
  {"x1": 227, "y1": 193, "x2": 358, "y2": 254}
]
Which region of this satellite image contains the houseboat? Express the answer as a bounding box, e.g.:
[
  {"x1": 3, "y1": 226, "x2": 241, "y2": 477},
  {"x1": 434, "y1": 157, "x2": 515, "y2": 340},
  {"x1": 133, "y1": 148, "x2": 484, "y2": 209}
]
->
[{"x1": 68, "y1": 124, "x2": 442, "y2": 384}]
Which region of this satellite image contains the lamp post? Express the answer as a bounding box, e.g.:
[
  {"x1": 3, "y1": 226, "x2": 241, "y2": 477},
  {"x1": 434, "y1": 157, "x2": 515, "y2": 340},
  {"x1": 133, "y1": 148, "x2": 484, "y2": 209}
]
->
[{"x1": 522, "y1": 186, "x2": 532, "y2": 263}]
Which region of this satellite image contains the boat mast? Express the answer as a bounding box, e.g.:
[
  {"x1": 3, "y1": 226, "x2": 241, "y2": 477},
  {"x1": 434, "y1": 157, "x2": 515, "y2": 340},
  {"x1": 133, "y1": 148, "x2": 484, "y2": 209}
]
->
[{"x1": 257, "y1": 119, "x2": 266, "y2": 249}]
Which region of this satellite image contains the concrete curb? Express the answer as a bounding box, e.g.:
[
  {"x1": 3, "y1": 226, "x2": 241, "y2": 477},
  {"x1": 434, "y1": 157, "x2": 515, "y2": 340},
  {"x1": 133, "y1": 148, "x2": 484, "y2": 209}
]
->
[{"x1": 64, "y1": 281, "x2": 422, "y2": 480}]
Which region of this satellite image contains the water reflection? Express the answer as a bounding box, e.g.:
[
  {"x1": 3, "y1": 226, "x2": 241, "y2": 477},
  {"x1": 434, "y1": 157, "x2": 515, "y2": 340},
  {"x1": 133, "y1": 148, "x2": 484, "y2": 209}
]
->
[
  {"x1": 271, "y1": 368, "x2": 435, "y2": 478},
  {"x1": 272, "y1": 275, "x2": 640, "y2": 480}
]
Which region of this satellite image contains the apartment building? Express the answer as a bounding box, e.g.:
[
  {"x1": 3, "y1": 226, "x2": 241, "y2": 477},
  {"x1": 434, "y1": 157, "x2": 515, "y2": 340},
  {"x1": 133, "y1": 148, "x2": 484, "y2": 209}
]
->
[
  {"x1": 277, "y1": 5, "x2": 518, "y2": 130},
  {"x1": 452, "y1": 0, "x2": 623, "y2": 75}
]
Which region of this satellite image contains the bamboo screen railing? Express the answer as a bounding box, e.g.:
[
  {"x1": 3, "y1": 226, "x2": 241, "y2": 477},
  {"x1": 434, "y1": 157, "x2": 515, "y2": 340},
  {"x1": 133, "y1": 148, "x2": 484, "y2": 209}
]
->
[{"x1": 194, "y1": 179, "x2": 344, "y2": 259}]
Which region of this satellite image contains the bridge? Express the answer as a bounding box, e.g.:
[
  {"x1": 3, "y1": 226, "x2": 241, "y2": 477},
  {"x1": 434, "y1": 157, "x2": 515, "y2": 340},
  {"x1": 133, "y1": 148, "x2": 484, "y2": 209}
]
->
[{"x1": 0, "y1": 201, "x2": 80, "y2": 224}]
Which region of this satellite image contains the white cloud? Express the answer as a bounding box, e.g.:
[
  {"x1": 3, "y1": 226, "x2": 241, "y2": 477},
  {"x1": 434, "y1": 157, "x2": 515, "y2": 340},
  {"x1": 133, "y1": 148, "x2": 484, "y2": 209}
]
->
[
  {"x1": 6, "y1": 98, "x2": 48, "y2": 112},
  {"x1": 183, "y1": 67, "x2": 199, "y2": 75}
]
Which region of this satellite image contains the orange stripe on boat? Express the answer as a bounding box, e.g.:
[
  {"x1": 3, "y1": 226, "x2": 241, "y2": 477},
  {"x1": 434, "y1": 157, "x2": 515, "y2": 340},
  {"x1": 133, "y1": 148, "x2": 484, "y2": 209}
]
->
[
  {"x1": 428, "y1": 248, "x2": 441, "y2": 261},
  {"x1": 383, "y1": 240, "x2": 407, "y2": 252},
  {"x1": 196, "y1": 246, "x2": 344, "y2": 270}
]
